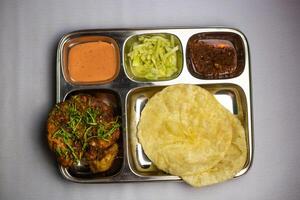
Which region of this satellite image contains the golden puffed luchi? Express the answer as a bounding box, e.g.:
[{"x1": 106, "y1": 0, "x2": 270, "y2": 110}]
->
[{"x1": 137, "y1": 84, "x2": 247, "y2": 187}]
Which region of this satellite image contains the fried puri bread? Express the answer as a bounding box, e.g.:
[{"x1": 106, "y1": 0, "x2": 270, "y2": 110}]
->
[
  {"x1": 138, "y1": 84, "x2": 233, "y2": 176},
  {"x1": 137, "y1": 84, "x2": 247, "y2": 186}
]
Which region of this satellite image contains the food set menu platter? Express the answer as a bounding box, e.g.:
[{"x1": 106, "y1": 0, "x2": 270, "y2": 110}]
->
[{"x1": 54, "y1": 27, "x2": 253, "y2": 183}]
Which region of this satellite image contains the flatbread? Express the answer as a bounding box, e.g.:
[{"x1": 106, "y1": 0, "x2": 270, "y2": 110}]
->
[
  {"x1": 182, "y1": 115, "x2": 247, "y2": 187},
  {"x1": 137, "y1": 84, "x2": 233, "y2": 176}
]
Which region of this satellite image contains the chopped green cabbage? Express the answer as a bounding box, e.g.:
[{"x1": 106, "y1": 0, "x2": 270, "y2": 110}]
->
[{"x1": 127, "y1": 34, "x2": 180, "y2": 80}]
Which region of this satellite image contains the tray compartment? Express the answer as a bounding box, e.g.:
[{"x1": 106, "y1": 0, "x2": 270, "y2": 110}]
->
[
  {"x1": 126, "y1": 84, "x2": 250, "y2": 177},
  {"x1": 186, "y1": 32, "x2": 245, "y2": 79},
  {"x1": 60, "y1": 35, "x2": 120, "y2": 85},
  {"x1": 59, "y1": 89, "x2": 124, "y2": 181},
  {"x1": 123, "y1": 33, "x2": 183, "y2": 82}
]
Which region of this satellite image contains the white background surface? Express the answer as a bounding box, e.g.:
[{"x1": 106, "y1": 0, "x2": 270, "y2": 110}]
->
[{"x1": 0, "y1": 0, "x2": 300, "y2": 199}]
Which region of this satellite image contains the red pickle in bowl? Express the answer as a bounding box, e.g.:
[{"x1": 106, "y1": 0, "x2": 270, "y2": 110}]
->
[{"x1": 187, "y1": 39, "x2": 239, "y2": 79}]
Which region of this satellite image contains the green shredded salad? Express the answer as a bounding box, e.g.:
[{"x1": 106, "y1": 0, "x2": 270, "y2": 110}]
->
[{"x1": 127, "y1": 34, "x2": 180, "y2": 80}]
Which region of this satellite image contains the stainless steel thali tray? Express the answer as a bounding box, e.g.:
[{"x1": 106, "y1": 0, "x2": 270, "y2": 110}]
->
[{"x1": 56, "y1": 27, "x2": 253, "y2": 183}]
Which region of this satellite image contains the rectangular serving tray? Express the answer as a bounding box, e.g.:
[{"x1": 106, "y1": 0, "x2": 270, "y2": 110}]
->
[{"x1": 56, "y1": 27, "x2": 253, "y2": 183}]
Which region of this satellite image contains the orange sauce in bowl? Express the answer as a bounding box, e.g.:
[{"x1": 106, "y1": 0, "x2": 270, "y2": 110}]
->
[{"x1": 68, "y1": 41, "x2": 118, "y2": 83}]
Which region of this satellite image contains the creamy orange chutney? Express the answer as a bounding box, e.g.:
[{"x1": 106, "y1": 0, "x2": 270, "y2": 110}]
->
[{"x1": 68, "y1": 41, "x2": 117, "y2": 83}]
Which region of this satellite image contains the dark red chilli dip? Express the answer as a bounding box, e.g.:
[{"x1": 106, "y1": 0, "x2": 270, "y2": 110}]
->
[{"x1": 187, "y1": 38, "x2": 238, "y2": 79}]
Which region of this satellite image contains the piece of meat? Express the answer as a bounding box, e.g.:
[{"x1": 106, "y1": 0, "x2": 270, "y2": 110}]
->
[
  {"x1": 88, "y1": 143, "x2": 119, "y2": 173},
  {"x1": 85, "y1": 129, "x2": 120, "y2": 160},
  {"x1": 47, "y1": 103, "x2": 75, "y2": 167},
  {"x1": 95, "y1": 129, "x2": 120, "y2": 149}
]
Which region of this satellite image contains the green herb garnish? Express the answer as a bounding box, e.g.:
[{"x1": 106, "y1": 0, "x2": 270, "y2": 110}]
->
[
  {"x1": 97, "y1": 122, "x2": 120, "y2": 140},
  {"x1": 63, "y1": 138, "x2": 79, "y2": 163},
  {"x1": 55, "y1": 147, "x2": 63, "y2": 156},
  {"x1": 85, "y1": 107, "x2": 99, "y2": 125},
  {"x1": 51, "y1": 96, "x2": 121, "y2": 165},
  {"x1": 53, "y1": 128, "x2": 72, "y2": 140},
  {"x1": 82, "y1": 126, "x2": 93, "y2": 151},
  {"x1": 67, "y1": 103, "x2": 82, "y2": 137}
]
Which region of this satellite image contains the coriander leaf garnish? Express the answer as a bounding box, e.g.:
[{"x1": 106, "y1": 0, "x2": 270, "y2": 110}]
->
[
  {"x1": 85, "y1": 107, "x2": 99, "y2": 125},
  {"x1": 55, "y1": 147, "x2": 63, "y2": 156},
  {"x1": 96, "y1": 120, "x2": 120, "y2": 141},
  {"x1": 52, "y1": 128, "x2": 72, "y2": 140},
  {"x1": 48, "y1": 94, "x2": 121, "y2": 169},
  {"x1": 67, "y1": 103, "x2": 82, "y2": 137},
  {"x1": 63, "y1": 138, "x2": 79, "y2": 164}
]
